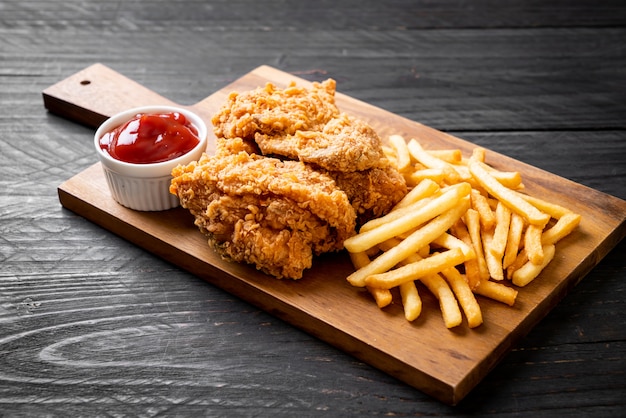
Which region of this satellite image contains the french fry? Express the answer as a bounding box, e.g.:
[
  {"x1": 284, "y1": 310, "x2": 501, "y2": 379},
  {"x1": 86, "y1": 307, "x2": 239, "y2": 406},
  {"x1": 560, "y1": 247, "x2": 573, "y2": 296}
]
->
[
  {"x1": 406, "y1": 168, "x2": 446, "y2": 186},
  {"x1": 519, "y1": 193, "x2": 573, "y2": 219},
  {"x1": 392, "y1": 178, "x2": 440, "y2": 210},
  {"x1": 488, "y1": 170, "x2": 523, "y2": 189},
  {"x1": 389, "y1": 134, "x2": 412, "y2": 172},
  {"x1": 470, "y1": 189, "x2": 496, "y2": 230},
  {"x1": 345, "y1": 137, "x2": 581, "y2": 329},
  {"x1": 512, "y1": 244, "x2": 556, "y2": 287},
  {"x1": 503, "y1": 213, "x2": 525, "y2": 269},
  {"x1": 427, "y1": 149, "x2": 462, "y2": 164},
  {"x1": 367, "y1": 286, "x2": 393, "y2": 308},
  {"x1": 481, "y1": 228, "x2": 504, "y2": 281},
  {"x1": 474, "y1": 280, "x2": 518, "y2": 306},
  {"x1": 432, "y1": 232, "x2": 476, "y2": 259},
  {"x1": 524, "y1": 224, "x2": 545, "y2": 265},
  {"x1": 400, "y1": 281, "x2": 422, "y2": 321},
  {"x1": 450, "y1": 219, "x2": 481, "y2": 289},
  {"x1": 506, "y1": 248, "x2": 528, "y2": 280},
  {"x1": 489, "y1": 201, "x2": 512, "y2": 260},
  {"x1": 349, "y1": 251, "x2": 393, "y2": 308},
  {"x1": 344, "y1": 183, "x2": 470, "y2": 253},
  {"x1": 359, "y1": 196, "x2": 435, "y2": 234},
  {"x1": 364, "y1": 248, "x2": 466, "y2": 289},
  {"x1": 420, "y1": 273, "x2": 463, "y2": 328},
  {"x1": 470, "y1": 147, "x2": 486, "y2": 162},
  {"x1": 346, "y1": 199, "x2": 469, "y2": 287},
  {"x1": 451, "y1": 164, "x2": 473, "y2": 182},
  {"x1": 441, "y1": 266, "x2": 483, "y2": 328},
  {"x1": 542, "y1": 212, "x2": 582, "y2": 245},
  {"x1": 469, "y1": 161, "x2": 551, "y2": 227},
  {"x1": 464, "y1": 208, "x2": 491, "y2": 282},
  {"x1": 349, "y1": 250, "x2": 370, "y2": 269},
  {"x1": 407, "y1": 139, "x2": 461, "y2": 183}
]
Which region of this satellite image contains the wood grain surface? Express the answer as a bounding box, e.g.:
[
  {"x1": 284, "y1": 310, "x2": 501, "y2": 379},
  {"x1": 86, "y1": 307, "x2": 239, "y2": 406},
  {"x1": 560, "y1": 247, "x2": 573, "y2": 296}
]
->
[
  {"x1": 48, "y1": 63, "x2": 626, "y2": 404},
  {"x1": 2, "y1": 0, "x2": 625, "y2": 416}
]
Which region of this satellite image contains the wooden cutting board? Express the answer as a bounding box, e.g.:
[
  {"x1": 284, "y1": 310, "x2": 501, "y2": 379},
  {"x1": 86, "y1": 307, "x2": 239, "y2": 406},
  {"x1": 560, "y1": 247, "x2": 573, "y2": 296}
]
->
[{"x1": 45, "y1": 63, "x2": 626, "y2": 405}]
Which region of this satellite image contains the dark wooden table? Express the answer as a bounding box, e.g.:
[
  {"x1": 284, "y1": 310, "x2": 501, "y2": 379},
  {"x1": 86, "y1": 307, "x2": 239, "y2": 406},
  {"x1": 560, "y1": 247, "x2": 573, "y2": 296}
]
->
[{"x1": 1, "y1": 1, "x2": 625, "y2": 416}]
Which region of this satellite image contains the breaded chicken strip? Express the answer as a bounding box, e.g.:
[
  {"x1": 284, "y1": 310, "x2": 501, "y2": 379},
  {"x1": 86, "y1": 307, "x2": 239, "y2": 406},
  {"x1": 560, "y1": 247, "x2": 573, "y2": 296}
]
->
[
  {"x1": 170, "y1": 147, "x2": 357, "y2": 280},
  {"x1": 212, "y1": 79, "x2": 385, "y2": 172}
]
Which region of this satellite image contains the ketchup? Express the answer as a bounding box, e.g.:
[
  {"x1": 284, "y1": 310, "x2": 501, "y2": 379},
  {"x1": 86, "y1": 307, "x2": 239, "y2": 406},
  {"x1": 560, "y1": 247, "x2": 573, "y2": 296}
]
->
[{"x1": 99, "y1": 112, "x2": 200, "y2": 164}]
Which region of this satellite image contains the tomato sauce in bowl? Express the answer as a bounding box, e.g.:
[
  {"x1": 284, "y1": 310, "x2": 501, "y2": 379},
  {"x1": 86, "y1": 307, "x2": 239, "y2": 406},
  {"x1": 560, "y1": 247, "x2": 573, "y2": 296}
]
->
[
  {"x1": 94, "y1": 106, "x2": 208, "y2": 211},
  {"x1": 99, "y1": 112, "x2": 200, "y2": 164}
]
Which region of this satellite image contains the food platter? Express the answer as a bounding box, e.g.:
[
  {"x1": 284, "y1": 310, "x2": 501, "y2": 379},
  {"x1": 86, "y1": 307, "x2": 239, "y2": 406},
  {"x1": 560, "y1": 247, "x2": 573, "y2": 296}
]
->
[{"x1": 45, "y1": 64, "x2": 626, "y2": 405}]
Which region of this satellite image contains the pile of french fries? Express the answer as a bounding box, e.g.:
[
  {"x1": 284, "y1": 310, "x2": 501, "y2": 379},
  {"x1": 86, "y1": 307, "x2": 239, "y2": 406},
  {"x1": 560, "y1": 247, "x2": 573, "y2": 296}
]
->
[{"x1": 344, "y1": 135, "x2": 581, "y2": 329}]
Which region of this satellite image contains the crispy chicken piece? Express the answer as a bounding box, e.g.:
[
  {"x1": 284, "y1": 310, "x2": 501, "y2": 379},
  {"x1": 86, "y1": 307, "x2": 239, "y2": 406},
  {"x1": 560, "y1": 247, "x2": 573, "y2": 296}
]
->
[
  {"x1": 212, "y1": 79, "x2": 386, "y2": 172},
  {"x1": 212, "y1": 79, "x2": 339, "y2": 140},
  {"x1": 329, "y1": 163, "x2": 408, "y2": 226},
  {"x1": 254, "y1": 113, "x2": 385, "y2": 172},
  {"x1": 170, "y1": 148, "x2": 357, "y2": 280},
  {"x1": 176, "y1": 79, "x2": 407, "y2": 280}
]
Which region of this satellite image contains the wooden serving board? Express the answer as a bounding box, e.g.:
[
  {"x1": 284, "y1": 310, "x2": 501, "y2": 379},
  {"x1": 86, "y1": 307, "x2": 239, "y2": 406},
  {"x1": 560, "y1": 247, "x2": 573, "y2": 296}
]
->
[{"x1": 45, "y1": 63, "x2": 626, "y2": 405}]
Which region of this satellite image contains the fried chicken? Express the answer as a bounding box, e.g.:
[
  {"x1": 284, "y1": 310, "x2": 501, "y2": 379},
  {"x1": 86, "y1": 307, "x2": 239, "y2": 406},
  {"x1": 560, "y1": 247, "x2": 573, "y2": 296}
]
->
[
  {"x1": 172, "y1": 78, "x2": 407, "y2": 280},
  {"x1": 329, "y1": 164, "x2": 408, "y2": 225},
  {"x1": 212, "y1": 79, "x2": 339, "y2": 140},
  {"x1": 212, "y1": 79, "x2": 386, "y2": 172},
  {"x1": 170, "y1": 143, "x2": 357, "y2": 280}
]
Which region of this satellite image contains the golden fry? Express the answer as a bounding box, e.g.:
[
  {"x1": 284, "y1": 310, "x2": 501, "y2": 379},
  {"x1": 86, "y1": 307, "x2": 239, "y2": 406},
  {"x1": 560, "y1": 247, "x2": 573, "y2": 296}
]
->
[
  {"x1": 345, "y1": 138, "x2": 580, "y2": 329},
  {"x1": 488, "y1": 170, "x2": 523, "y2": 189},
  {"x1": 346, "y1": 199, "x2": 469, "y2": 287},
  {"x1": 470, "y1": 147, "x2": 486, "y2": 162},
  {"x1": 470, "y1": 189, "x2": 496, "y2": 230},
  {"x1": 524, "y1": 224, "x2": 545, "y2": 265},
  {"x1": 542, "y1": 212, "x2": 582, "y2": 245},
  {"x1": 345, "y1": 183, "x2": 470, "y2": 253},
  {"x1": 360, "y1": 196, "x2": 435, "y2": 234},
  {"x1": 406, "y1": 168, "x2": 446, "y2": 186},
  {"x1": 481, "y1": 228, "x2": 504, "y2": 281},
  {"x1": 464, "y1": 208, "x2": 491, "y2": 282},
  {"x1": 364, "y1": 248, "x2": 466, "y2": 289},
  {"x1": 407, "y1": 139, "x2": 461, "y2": 183},
  {"x1": 349, "y1": 251, "x2": 370, "y2": 269},
  {"x1": 519, "y1": 193, "x2": 572, "y2": 219},
  {"x1": 506, "y1": 248, "x2": 528, "y2": 280},
  {"x1": 512, "y1": 244, "x2": 556, "y2": 287},
  {"x1": 469, "y1": 161, "x2": 551, "y2": 227},
  {"x1": 400, "y1": 281, "x2": 422, "y2": 321},
  {"x1": 450, "y1": 219, "x2": 481, "y2": 289},
  {"x1": 392, "y1": 178, "x2": 440, "y2": 210},
  {"x1": 441, "y1": 267, "x2": 483, "y2": 328},
  {"x1": 367, "y1": 286, "x2": 393, "y2": 308},
  {"x1": 427, "y1": 149, "x2": 462, "y2": 164},
  {"x1": 420, "y1": 273, "x2": 463, "y2": 329},
  {"x1": 489, "y1": 201, "x2": 512, "y2": 260},
  {"x1": 503, "y1": 213, "x2": 525, "y2": 269},
  {"x1": 389, "y1": 134, "x2": 412, "y2": 172},
  {"x1": 432, "y1": 232, "x2": 476, "y2": 259},
  {"x1": 473, "y1": 280, "x2": 518, "y2": 306}
]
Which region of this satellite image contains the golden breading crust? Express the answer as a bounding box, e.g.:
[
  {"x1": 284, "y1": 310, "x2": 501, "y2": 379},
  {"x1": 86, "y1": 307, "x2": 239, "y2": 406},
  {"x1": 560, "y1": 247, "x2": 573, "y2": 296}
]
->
[
  {"x1": 212, "y1": 80, "x2": 339, "y2": 140},
  {"x1": 170, "y1": 150, "x2": 357, "y2": 280},
  {"x1": 212, "y1": 79, "x2": 386, "y2": 172},
  {"x1": 329, "y1": 163, "x2": 408, "y2": 226}
]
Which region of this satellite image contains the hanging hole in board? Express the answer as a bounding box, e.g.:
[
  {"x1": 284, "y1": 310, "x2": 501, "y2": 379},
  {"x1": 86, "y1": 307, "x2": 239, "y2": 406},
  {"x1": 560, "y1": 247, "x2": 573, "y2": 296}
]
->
[{"x1": 80, "y1": 80, "x2": 91, "y2": 85}]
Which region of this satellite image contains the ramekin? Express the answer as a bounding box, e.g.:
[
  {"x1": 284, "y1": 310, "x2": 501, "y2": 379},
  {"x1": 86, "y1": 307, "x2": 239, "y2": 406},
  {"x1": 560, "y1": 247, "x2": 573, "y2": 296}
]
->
[{"x1": 94, "y1": 105, "x2": 208, "y2": 211}]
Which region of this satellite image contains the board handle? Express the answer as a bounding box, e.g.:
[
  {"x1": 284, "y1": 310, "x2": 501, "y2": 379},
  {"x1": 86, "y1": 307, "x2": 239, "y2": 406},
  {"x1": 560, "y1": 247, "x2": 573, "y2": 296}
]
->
[{"x1": 43, "y1": 63, "x2": 176, "y2": 128}]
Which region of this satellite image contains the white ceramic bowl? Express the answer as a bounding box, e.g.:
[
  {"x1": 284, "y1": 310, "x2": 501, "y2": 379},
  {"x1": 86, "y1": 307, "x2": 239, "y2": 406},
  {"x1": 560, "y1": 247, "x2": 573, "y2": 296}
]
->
[{"x1": 94, "y1": 105, "x2": 208, "y2": 211}]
